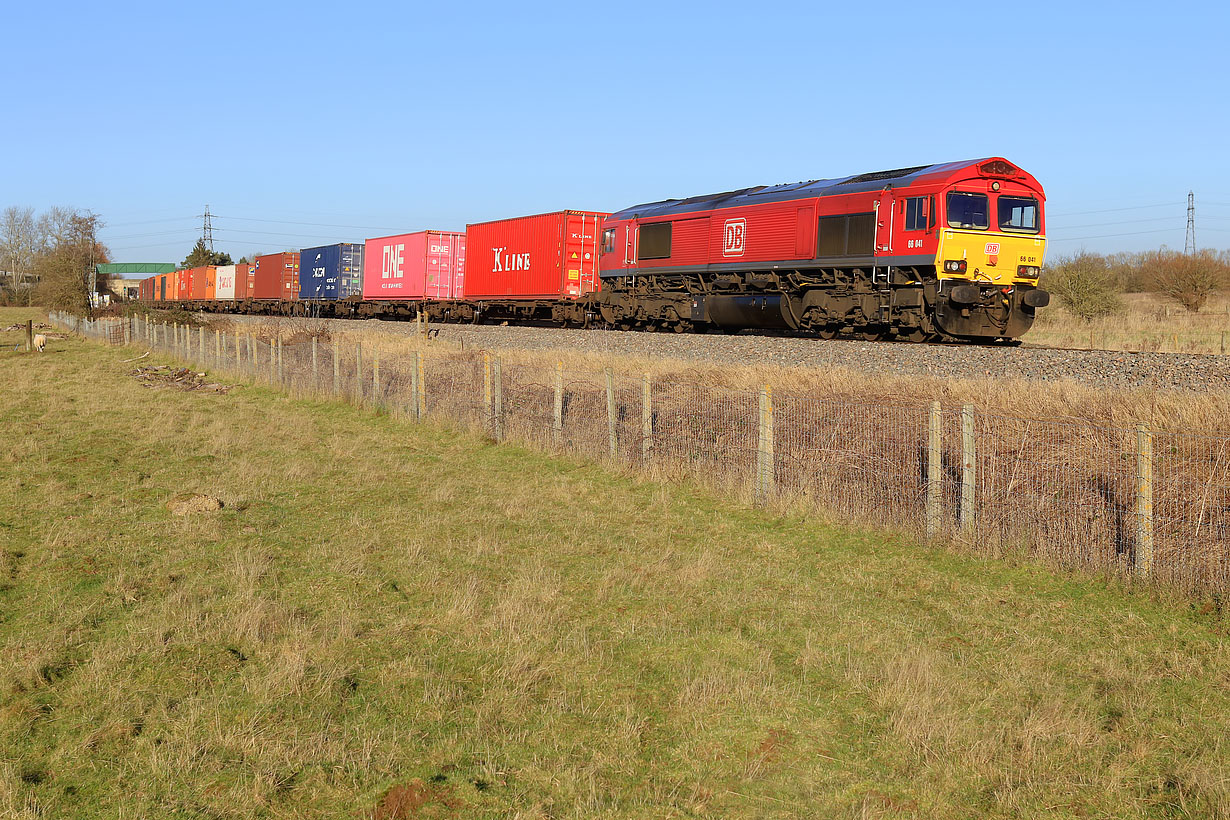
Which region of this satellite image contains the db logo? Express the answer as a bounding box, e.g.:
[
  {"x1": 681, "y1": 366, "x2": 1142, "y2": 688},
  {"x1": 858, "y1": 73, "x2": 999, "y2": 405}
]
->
[
  {"x1": 984, "y1": 242, "x2": 1001, "y2": 255},
  {"x1": 723, "y1": 219, "x2": 746, "y2": 257}
]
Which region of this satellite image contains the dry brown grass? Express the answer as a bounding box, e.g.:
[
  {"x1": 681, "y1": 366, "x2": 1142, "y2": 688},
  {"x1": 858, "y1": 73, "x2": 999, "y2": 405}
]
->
[{"x1": 1031, "y1": 291, "x2": 1230, "y2": 355}]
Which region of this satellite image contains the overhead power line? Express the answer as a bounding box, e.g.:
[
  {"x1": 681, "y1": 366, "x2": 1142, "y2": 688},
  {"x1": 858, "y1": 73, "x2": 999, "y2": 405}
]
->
[
  {"x1": 1048, "y1": 228, "x2": 1178, "y2": 242},
  {"x1": 1048, "y1": 201, "x2": 1184, "y2": 217},
  {"x1": 211, "y1": 214, "x2": 400, "y2": 231}
]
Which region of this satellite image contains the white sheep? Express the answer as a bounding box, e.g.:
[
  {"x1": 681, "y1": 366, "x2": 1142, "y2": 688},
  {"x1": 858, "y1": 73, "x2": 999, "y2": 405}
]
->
[{"x1": 32, "y1": 334, "x2": 46, "y2": 353}]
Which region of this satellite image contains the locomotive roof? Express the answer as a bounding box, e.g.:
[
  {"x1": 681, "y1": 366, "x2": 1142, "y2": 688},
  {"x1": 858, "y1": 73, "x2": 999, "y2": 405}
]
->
[{"x1": 609, "y1": 158, "x2": 1009, "y2": 220}]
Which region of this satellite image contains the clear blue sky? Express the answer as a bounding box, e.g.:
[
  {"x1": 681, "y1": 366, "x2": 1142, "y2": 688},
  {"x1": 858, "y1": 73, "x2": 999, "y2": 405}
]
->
[{"x1": 5, "y1": 0, "x2": 1229, "y2": 263}]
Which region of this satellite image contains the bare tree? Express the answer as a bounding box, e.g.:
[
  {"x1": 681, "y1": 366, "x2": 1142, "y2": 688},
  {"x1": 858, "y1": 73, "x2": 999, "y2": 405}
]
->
[
  {"x1": 0, "y1": 206, "x2": 39, "y2": 304},
  {"x1": 32, "y1": 210, "x2": 107, "y2": 315}
]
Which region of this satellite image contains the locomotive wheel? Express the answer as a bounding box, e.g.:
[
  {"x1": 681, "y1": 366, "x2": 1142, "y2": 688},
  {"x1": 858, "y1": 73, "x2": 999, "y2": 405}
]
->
[
  {"x1": 897, "y1": 328, "x2": 927, "y2": 343},
  {"x1": 816, "y1": 325, "x2": 837, "y2": 340}
]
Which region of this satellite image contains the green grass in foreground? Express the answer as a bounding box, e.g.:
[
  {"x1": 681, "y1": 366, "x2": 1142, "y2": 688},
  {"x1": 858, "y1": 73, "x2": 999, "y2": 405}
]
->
[{"x1": 1, "y1": 308, "x2": 1229, "y2": 819}]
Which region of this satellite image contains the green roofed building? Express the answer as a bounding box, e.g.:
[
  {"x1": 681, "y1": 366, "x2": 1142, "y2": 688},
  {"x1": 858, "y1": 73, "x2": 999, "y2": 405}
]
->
[{"x1": 96, "y1": 262, "x2": 176, "y2": 300}]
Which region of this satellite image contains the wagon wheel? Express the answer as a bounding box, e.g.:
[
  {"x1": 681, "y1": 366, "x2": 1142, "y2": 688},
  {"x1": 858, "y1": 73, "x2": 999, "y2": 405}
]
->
[
  {"x1": 858, "y1": 326, "x2": 884, "y2": 341},
  {"x1": 816, "y1": 325, "x2": 838, "y2": 340}
]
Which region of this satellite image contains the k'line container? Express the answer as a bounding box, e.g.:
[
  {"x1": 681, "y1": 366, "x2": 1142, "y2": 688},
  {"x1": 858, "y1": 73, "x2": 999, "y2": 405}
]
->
[
  {"x1": 362, "y1": 231, "x2": 466, "y2": 301},
  {"x1": 463, "y1": 210, "x2": 606, "y2": 300},
  {"x1": 300, "y1": 243, "x2": 365, "y2": 300},
  {"x1": 253, "y1": 252, "x2": 300, "y2": 300}
]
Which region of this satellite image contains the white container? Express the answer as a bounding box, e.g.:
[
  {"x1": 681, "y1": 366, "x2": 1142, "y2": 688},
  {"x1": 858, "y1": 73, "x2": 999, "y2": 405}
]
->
[{"x1": 215, "y1": 264, "x2": 236, "y2": 300}]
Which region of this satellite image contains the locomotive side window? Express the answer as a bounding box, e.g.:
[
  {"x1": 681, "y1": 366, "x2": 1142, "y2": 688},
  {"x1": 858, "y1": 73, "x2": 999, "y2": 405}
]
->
[
  {"x1": 946, "y1": 192, "x2": 989, "y2": 230},
  {"x1": 601, "y1": 228, "x2": 616, "y2": 254},
  {"x1": 998, "y1": 196, "x2": 1040, "y2": 233},
  {"x1": 638, "y1": 222, "x2": 672, "y2": 260},
  {"x1": 904, "y1": 197, "x2": 928, "y2": 231}
]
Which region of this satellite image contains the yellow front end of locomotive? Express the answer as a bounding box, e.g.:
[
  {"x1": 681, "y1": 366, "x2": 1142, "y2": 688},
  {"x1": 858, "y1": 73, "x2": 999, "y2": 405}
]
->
[{"x1": 935, "y1": 229, "x2": 1047, "y2": 287}]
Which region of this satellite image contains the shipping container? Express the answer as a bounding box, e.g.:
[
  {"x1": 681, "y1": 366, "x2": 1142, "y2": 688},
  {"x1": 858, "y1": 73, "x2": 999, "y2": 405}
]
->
[
  {"x1": 253, "y1": 252, "x2": 300, "y2": 300},
  {"x1": 463, "y1": 211, "x2": 606, "y2": 300},
  {"x1": 362, "y1": 231, "x2": 466, "y2": 301},
  {"x1": 176, "y1": 269, "x2": 191, "y2": 301},
  {"x1": 234, "y1": 263, "x2": 255, "y2": 299},
  {"x1": 215, "y1": 265, "x2": 236, "y2": 300},
  {"x1": 300, "y1": 243, "x2": 365, "y2": 300},
  {"x1": 188, "y1": 266, "x2": 216, "y2": 300}
]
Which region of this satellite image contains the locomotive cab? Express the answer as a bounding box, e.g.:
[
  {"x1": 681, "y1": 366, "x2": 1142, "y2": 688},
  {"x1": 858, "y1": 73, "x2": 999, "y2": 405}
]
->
[{"x1": 929, "y1": 159, "x2": 1050, "y2": 339}]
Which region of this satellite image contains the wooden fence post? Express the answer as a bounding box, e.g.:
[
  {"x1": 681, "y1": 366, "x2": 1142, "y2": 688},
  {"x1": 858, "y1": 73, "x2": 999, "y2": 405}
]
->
[
  {"x1": 1135, "y1": 423, "x2": 1154, "y2": 577},
  {"x1": 354, "y1": 342, "x2": 363, "y2": 404},
  {"x1": 277, "y1": 338, "x2": 284, "y2": 384},
  {"x1": 484, "y1": 353, "x2": 493, "y2": 433},
  {"x1": 198, "y1": 325, "x2": 204, "y2": 361},
  {"x1": 493, "y1": 358, "x2": 503, "y2": 441},
  {"x1": 961, "y1": 404, "x2": 976, "y2": 531},
  {"x1": 605, "y1": 368, "x2": 617, "y2": 458},
  {"x1": 123, "y1": 319, "x2": 131, "y2": 346},
  {"x1": 332, "y1": 340, "x2": 340, "y2": 396},
  {"x1": 410, "y1": 352, "x2": 421, "y2": 420},
  {"x1": 268, "y1": 339, "x2": 275, "y2": 384},
  {"x1": 373, "y1": 350, "x2": 380, "y2": 408},
  {"x1": 642, "y1": 373, "x2": 652, "y2": 464},
  {"x1": 927, "y1": 401, "x2": 942, "y2": 540},
  {"x1": 311, "y1": 336, "x2": 319, "y2": 393},
  {"x1": 756, "y1": 385, "x2": 774, "y2": 504},
  {"x1": 553, "y1": 361, "x2": 563, "y2": 446},
  {"x1": 415, "y1": 351, "x2": 425, "y2": 418},
  {"x1": 24, "y1": 320, "x2": 32, "y2": 352},
  {"x1": 214, "y1": 328, "x2": 220, "y2": 364}
]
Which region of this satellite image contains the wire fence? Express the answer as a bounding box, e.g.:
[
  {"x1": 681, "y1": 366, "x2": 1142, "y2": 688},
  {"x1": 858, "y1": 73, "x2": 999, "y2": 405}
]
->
[{"x1": 53, "y1": 311, "x2": 1230, "y2": 598}]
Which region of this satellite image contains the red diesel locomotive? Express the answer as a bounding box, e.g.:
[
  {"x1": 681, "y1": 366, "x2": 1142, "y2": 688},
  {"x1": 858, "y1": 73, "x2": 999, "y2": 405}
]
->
[{"x1": 594, "y1": 157, "x2": 1049, "y2": 341}]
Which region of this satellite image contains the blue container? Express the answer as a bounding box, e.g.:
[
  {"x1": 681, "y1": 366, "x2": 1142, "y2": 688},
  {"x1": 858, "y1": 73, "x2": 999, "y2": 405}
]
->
[{"x1": 299, "y1": 243, "x2": 365, "y2": 300}]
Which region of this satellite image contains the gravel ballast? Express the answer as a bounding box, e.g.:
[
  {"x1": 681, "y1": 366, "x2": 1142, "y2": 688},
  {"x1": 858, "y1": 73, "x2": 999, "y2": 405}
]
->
[{"x1": 217, "y1": 315, "x2": 1230, "y2": 391}]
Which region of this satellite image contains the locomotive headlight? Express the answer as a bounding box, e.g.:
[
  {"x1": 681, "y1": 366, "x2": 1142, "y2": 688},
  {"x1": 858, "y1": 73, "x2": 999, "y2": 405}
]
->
[
  {"x1": 944, "y1": 260, "x2": 968, "y2": 274},
  {"x1": 1017, "y1": 265, "x2": 1040, "y2": 278}
]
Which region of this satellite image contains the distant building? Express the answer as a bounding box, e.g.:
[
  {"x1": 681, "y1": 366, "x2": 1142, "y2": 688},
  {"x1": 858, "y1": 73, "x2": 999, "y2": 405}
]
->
[{"x1": 96, "y1": 262, "x2": 175, "y2": 300}]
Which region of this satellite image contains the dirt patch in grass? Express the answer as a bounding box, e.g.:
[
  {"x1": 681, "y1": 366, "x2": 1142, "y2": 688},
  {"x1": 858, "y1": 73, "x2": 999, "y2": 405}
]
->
[
  {"x1": 371, "y1": 780, "x2": 460, "y2": 819},
  {"x1": 165, "y1": 493, "x2": 224, "y2": 516}
]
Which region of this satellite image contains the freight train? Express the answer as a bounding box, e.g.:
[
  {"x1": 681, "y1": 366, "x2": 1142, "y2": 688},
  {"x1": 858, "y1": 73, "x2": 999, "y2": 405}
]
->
[{"x1": 137, "y1": 157, "x2": 1050, "y2": 343}]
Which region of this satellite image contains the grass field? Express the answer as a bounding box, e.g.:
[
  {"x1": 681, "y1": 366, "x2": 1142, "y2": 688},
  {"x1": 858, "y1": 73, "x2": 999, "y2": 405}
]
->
[{"x1": 3, "y1": 307, "x2": 1230, "y2": 818}]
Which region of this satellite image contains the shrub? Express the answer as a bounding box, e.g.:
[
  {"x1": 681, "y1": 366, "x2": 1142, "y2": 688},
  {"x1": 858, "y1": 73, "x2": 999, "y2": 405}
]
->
[
  {"x1": 1042, "y1": 252, "x2": 1123, "y2": 320},
  {"x1": 1147, "y1": 249, "x2": 1228, "y2": 312}
]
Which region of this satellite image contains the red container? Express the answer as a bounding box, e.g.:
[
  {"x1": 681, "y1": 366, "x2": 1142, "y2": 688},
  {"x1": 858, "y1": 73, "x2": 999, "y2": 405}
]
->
[
  {"x1": 253, "y1": 252, "x2": 300, "y2": 300},
  {"x1": 233, "y1": 263, "x2": 255, "y2": 299},
  {"x1": 362, "y1": 231, "x2": 466, "y2": 301},
  {"x1": 176, "y1": 269, "x2": 191, "y2": 301},
  {"x1": 463, "y1": 211, "x2": 606, "y2": 300}
]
